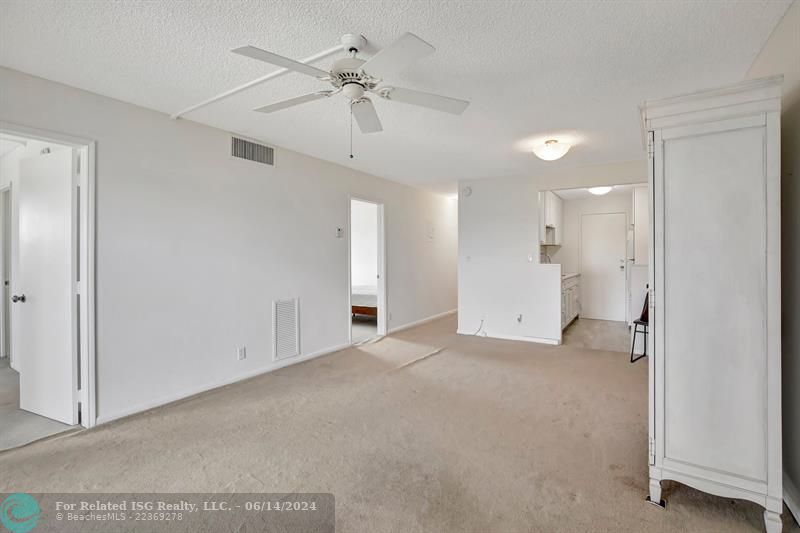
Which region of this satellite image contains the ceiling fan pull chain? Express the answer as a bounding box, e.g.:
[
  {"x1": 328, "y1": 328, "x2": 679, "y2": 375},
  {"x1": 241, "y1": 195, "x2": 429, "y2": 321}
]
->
[{"x1": 349, "y1": 104, "x2": 354, "y2": 159}]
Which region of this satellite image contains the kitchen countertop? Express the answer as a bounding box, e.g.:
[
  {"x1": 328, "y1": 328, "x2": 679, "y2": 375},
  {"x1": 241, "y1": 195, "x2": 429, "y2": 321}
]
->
[{"x1": 562, "y1": 272, "x2": 580, "y2": 280}]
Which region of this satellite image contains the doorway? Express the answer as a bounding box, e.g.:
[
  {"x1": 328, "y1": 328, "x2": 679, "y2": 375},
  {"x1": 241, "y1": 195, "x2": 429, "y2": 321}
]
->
[
  {"x1": 349, "y1": 198, "x2": 386, "y2": 344},
  {"x1": 580, "y1": 212, "x2": 627, "y2": 321},
  {"x1": 0, "y1": 125, "x2": 96, "y2": 449},
  {"x1": 540, "y1": 183, "x2": 649, "y2": 353}
]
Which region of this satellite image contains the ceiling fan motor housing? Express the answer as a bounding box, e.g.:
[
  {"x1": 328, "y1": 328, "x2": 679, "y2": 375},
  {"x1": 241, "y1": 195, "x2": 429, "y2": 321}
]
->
[{"x1": 330, "y1": 57, "x2": 378, "y2": 100}]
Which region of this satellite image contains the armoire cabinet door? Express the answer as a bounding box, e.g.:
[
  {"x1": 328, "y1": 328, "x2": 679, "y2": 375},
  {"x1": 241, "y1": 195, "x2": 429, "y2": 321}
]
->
[{"x1": 654, "y1": 114, "x2": 769, "y2": 483}]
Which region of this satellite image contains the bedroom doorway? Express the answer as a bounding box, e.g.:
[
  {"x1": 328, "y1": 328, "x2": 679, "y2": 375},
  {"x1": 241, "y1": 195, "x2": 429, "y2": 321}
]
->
[
  {"x1": 349, "y1": 198, "x2": 386, "y2": 344},
  {"x1": 0, "y1": 124, "x2": 97, "y2": 449}
]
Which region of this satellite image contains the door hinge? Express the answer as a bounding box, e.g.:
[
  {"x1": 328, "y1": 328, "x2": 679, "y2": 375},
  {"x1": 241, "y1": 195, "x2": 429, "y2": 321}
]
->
[
  {"x1": 647, "y1": 132, "x2": 655, "y2": 159},
  {"x1": 76, "y1": 153, "x2": 81, "y2": 174},
  {"x1": 648, "y1": 437, "x2": 656, "y2": 464}
]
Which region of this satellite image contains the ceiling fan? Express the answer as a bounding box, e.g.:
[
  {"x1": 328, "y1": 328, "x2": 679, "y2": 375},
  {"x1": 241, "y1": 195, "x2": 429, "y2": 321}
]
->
[{"x1": 231, "y1": 33, "x2": 470, "y2": 134}]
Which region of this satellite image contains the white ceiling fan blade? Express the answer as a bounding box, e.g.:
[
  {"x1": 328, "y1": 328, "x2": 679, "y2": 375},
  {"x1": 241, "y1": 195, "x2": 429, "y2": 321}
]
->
[
  {"x1": 232, "y1": 46, "x2": 329, "y2": 79},
  {"x1": 351, "y1": 98, "x2": 383, "y2": 134},
  {"x1": 254, "y1": 91, "x2": 335, "y2": 113},
  {"x1": 360, "y1": 32, "x2": 435, "y2": 78},
  {"x1": 377, "y1": 86, "x2": 469, "y2": 115}
]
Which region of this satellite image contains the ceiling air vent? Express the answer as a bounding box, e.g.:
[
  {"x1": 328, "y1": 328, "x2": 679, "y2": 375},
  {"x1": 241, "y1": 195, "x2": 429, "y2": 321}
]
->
[
  {"x1": 273, "y1": 298, "x2": 300, "y2": 361},
  {"x1": 231, "y1": 136, "x2": 274, "y2": 166}
]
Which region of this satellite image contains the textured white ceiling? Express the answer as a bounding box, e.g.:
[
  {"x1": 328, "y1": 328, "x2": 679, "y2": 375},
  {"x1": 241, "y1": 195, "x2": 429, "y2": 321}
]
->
[{"x1": 0, "y1": 1, "x2": 791, "y2": 192}]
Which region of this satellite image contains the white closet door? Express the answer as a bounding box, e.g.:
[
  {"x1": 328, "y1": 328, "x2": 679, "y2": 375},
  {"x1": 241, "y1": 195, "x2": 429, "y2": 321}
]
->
[{"x1": 655, "y1": 115, "x2": 768, "y2": 483}]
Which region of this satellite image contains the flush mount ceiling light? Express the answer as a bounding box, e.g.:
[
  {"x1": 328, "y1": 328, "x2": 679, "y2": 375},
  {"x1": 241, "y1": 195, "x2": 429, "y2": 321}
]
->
[
  {"x1": 532, "y1": 139, "x2": 571, "y2": 161},
  {"x1": 588, "y1": 186, "x2": 613, "y2": 196}
]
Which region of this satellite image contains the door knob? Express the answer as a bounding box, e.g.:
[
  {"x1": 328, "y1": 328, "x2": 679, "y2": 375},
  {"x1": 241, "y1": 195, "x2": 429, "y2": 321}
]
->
[{"x1": 11, "y1": 294, "x2": 25, "y2": 303}]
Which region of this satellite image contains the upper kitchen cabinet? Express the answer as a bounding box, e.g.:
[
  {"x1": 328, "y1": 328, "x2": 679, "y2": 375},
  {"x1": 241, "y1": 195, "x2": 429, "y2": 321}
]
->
[
  {"x1": 539, "y1": 190, "x2": 563, "y2": 245},
  {"x1": 632, "y1": 186, "x2": 648, "y2": 265}
]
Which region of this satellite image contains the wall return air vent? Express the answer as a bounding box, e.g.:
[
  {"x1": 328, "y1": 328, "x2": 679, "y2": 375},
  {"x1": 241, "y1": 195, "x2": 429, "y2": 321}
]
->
[
  {"x1": 231, "y1": 136, "x2": 274, "y2": 165},
  {"x1": 273, "y1": 298, "x2": 300, "y2": 361}
]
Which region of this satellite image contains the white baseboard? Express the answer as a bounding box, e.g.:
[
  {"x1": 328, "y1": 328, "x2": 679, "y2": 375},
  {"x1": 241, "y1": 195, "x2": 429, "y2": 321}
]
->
[
  {"x1": 456, "y1": 329, "x2": 559, "y2": 345},
  {"x1": 95, "y1": 342, "x2": 351, "y2": 426},
  {"x1": 785, "y1": 472, "x2": 800, "y2": 525},
  {"x1": 388, "y1": 309, "x2": 456, "y2": 334}
]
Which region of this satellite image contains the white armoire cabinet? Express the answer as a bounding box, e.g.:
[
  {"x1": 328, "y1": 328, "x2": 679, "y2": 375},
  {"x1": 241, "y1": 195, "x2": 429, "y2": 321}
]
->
[{"x1": 642, "y1": 76, "x2": 783, "y2": 532}]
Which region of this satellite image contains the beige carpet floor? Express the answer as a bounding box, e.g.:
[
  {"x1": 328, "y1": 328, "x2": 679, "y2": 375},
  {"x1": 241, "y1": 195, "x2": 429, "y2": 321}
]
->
[{"x1": 0, "y1": 315, "x2": 796, "y2": 532}]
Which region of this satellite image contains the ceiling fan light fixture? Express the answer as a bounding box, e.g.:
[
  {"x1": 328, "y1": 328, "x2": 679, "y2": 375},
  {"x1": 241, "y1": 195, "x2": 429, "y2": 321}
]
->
[
  {"x1": 342, "y1": 83, "x2": 365, "y2": 100},
  {"x1": 588, "y1": 186, "x2": 613, "y2": 196},
  {"x1": 533, "y1": 139, "x2": 571, "y2": 161}
]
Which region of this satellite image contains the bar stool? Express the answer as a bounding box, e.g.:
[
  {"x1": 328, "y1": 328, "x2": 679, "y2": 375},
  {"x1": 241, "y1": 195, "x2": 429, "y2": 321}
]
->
[{"x1": 630, "y1": 288, "x2": 648, "y2": 363}]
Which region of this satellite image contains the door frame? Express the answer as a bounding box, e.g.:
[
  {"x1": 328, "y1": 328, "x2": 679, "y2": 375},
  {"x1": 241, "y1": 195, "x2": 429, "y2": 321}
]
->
[
  {"x1": 1, "y1": 121, "x2": 96, "y2": 429},
  {"x1": 579, "y1": 211, "x2": 628, "y2": 321},
  {"x1": 0, "y1": 185, "x2": 10, "y2": 362},
  {"x1": 347, "y1": 196, "x2": 387, "y2": 343}
]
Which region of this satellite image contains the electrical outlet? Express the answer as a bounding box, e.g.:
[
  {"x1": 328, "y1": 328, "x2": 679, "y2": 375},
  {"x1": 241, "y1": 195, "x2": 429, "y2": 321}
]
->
[{"x1": 237, "y1": 347, "x2": 247, "y2": 361}]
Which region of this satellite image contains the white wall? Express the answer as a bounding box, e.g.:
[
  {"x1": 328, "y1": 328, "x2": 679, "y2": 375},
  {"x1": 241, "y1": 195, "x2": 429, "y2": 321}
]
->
[
  {"x1": 350, "y1": 199, "x2": 377, "y2": 288},
  {"x1": 458, "y1": 161, "x2": 647, "y2": 344},
  {"x1": 745, "y1": 0, "x2": 800, "y2": 520},
  {"x1": 0, "y1": 66, "x2": 458, "y2": 423},
  {"x1": 458, "y1": 176, "x2": 561, "y2": 342}
]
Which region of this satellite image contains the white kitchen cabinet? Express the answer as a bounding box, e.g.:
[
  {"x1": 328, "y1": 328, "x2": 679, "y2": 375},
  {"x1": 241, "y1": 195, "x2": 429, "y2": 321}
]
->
[
  {"x1": 539, "y1": 191, "x2": 563, "y2": 245},
  {"x1": 570, "y1": 286, "x2": 579, "y2": 320},
  {"x1": 546, "y1": 192, "x2": 555, "y2": 227},
  {"x1": 643, "y1": 76, "x2": 782, "y2": 532},
  {"x1": 561, "y1": 275, "x2": 580, "y2": 329},
  {"x1": 552, "y1": 192, "x2": 563, "y2": 245},
  {"x1": 632, "y1": 186, "x2": 648, "y2": 265},
  {"x1": 538, "y1": 192, "x2": 546, "y2": 244}
]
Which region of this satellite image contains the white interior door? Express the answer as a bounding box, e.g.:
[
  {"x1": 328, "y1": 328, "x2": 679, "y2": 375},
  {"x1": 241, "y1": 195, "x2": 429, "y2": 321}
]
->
[
  {"x1": 16, "y1": 149, "x2": 77, "y2": 424},
  {"x1": 580, "y1": 212, "x2": 627, "y2": 321}
]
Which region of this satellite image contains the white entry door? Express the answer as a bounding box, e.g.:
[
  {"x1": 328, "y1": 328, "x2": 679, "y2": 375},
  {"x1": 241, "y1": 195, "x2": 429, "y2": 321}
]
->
[
  {"x1": 15, "y1": 149, "x2": 77, "y2": 424},
  {"x1": 580, "y1": 212, "x2": 627, "y2": 321}
]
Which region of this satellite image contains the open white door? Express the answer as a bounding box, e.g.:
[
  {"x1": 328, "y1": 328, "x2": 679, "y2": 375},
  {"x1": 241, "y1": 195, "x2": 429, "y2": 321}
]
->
[
  {"x1": 15, "y1": 149, "x2": 77, "y2": 424},
  {"x1": 580, "y1": 212, "x2": 627, "y2": 321}
]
